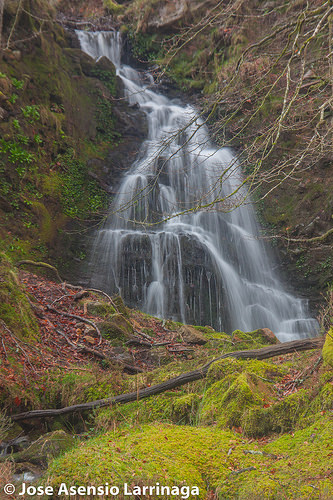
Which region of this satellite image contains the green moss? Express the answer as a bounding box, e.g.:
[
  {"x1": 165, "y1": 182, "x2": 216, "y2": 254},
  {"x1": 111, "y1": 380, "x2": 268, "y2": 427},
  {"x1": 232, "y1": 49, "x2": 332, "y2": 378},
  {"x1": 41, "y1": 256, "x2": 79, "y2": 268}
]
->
[
  {"x1": 242, "y1": 389, "x2": 310, "y2": 437},
  {"x1": 201, "y1": 372, "x2": 268, "y2": 428},
  {"x1": 103, "y1": 0, "x2": 125, "y2": 15},
  {"x1": 46, "y1": 424, "x2": 246, "y2": 497},
  {"x1": 112, "y1": 295, "x2": 129, "y2": 317},
  {"x1": 30, "y1": 201, "x2": 54, "y2": 243},
  {"x1": 0, "y1": 253, "x2": 39, "y2": 339},
  {"x1": 98, "y1": 314, "x2": 134, "y2": 341},
  {"x1": 47, "y1": 418, "x2": 333, "y2": 498},
  {"x1": 172, "y1": 393, "x2": 201, "y2": 424},
  {"x1": 59, "y1": 148, "x2": 109, "y2": 219},
  {"x1": 322, "y1": 328, "x2": 333, "y2": 368},
  {"x1": 85, "y1": 301, "x2": 116, "y2": 317},
  {"x1": 95, "y1": 393, "x2": 178, "y2": 431}
]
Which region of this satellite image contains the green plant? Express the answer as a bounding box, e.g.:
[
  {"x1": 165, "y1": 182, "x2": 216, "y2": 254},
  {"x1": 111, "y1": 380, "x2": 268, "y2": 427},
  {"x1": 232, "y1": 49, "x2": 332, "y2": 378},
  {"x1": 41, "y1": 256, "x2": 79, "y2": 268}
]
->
[
  {"x1": 58, "y1": 149, "x2": 108, "y2": 218},
  {"x1": 11, "y1": 78, "x2": 24, "y2": 90},
  {"x1": 21, "y1": 105, "x2": 40, "y2": 123},
  {"x1": 12, "y1": 119, "x2": 20, "y2": 130},
  {"x1": 0, "y1": 139, "x2": 35, "y2": 177},
  {"x1": 34, "y1": 134, "x2": 43, "y2": 145},
  {"x1": 17, "y1": 134, "x2": 29, "y2": 145},
  {"x1": 8, "y1": 94, "x2": 18, "y2": 104}
]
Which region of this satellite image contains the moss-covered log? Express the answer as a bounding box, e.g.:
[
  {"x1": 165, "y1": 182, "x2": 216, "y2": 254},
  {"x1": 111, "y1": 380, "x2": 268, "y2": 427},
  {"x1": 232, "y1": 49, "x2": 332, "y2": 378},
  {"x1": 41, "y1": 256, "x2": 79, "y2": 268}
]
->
[{"x1": 11, "y1": 337, "x2": 323, "y2": 421}]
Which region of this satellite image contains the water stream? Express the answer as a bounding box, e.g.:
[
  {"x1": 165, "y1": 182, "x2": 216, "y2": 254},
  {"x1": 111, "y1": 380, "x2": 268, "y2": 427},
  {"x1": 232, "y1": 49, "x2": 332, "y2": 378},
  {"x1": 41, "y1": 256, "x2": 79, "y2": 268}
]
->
[{"x1": 77, "y1": 31, "x2": 318, "y2": 342}]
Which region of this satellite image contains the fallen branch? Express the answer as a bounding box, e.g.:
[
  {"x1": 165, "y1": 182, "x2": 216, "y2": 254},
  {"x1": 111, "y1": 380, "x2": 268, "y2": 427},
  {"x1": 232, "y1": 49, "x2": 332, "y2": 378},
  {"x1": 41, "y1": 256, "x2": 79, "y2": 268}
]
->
[
  {"x1": 10, "y1": 337, "x2": 323, "y2": 422},
  {"x1": 46, "y1": 305, "x2": 103, "y2": 346},
  {"x1": 56, "y1": 329, "x2": 105, "y2": 360},
  {"x1": 16, "y1": 260, "x2": 62, "y2": 283},
  {"x1": 57, "y1": 330, "x2": 143, "y2": 375}
]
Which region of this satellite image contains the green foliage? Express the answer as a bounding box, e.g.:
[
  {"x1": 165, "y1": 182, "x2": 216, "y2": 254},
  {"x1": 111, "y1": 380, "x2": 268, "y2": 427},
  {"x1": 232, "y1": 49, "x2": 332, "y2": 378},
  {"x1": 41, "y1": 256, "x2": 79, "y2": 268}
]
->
[
  {"x1": 0, "y1": 253, "x2": 39, "y2": 340},
  {"x1": 39, "y1": 365, "x2": 125, "y2": 409},
  {"x1": 21, "y1": 104, "x2": 40, "y2": 123},
  {"x1": 11, "y1": 77, "x2": 24, "y2": 90},
  {"x1": 12, "y1": 119, "x2": 20, "y2": 130},
  {"x1": 91, "y1": 68, "x2": 116, "y2": 95},
  {"x1": 0, "y1": 138, "x2": 35, "y2": 177},
  {"x1": 58, "y1": 149, "x2": 108, "y2": 218},
  {"x1": 8, "y1": 93, "x2": 18, "y2": 104},
  {"x1": 127, "y1": 30, "x2": 162, "y2": 62},
  {"x1": 33, "y1": 133, "x2": 43, "y2": 145},
  {"x1": 95, "y1": 90, "x2": 120, "y2": 143}
]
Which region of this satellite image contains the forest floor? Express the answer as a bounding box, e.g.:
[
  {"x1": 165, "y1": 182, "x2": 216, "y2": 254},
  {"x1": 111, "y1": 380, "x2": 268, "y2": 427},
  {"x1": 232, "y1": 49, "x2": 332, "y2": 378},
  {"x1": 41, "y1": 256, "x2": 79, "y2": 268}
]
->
[{"x1": 0, "y1": 265, "x2": 332, "y2": 499}]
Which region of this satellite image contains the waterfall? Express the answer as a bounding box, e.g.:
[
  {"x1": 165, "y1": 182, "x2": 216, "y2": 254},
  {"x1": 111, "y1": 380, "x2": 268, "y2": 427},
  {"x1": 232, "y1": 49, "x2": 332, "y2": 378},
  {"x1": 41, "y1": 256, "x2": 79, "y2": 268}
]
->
[{"x1": 77, "y1": 31, "x2": 318, "y2": 342}]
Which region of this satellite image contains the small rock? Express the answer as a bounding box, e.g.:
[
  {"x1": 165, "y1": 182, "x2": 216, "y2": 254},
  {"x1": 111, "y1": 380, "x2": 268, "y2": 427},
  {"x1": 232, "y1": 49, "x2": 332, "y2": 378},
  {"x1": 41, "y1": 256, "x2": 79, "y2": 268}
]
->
[
  {"x1": 255, "y1": 328, "x2": 279, "y2": 345},
  {"x1": 178, "y1": 325, "x2": 207, "y2": 345}
]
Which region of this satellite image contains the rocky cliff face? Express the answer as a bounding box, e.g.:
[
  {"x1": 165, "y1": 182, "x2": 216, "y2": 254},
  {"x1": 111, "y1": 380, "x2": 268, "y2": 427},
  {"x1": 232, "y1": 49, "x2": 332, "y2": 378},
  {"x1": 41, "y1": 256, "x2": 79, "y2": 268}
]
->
[{"x1": 0, "y1": 0, "x2": 147, "y2": 280}]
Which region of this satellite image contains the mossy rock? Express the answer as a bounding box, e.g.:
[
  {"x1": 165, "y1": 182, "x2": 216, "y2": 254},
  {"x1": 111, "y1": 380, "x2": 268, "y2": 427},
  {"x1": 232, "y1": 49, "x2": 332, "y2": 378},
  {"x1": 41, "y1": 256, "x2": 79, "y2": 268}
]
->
[
  {"x1": 232, "y1": 328, "x2": 279, "y2": 347},
  {"x1": 322, "y1": 328, "x2": 333, "y2": 368},
  {"x1": 85, "y1": 300, "x2": 116, "y2": 317},
  {"x1": 0, "y1": 254, "x2": 39, "y2": 339},
  {"x1": 178, "y1": 325, "x2": 207, "y2": 345},
  {"x1": 200, "y1": 371, "x2": 271, "y2": 429},
  {"x1": 103, "y1": 0, "x2": 125, "y2": 15},
  {"x1": 242, "y1": 389, "x2": 309, "y2": 437},
  {"x1": 98, "y1": 314, "x2": 133, "y2": 340},
  {"x1": 5, "y1": 431, "x2": 75, "y2": 466}
]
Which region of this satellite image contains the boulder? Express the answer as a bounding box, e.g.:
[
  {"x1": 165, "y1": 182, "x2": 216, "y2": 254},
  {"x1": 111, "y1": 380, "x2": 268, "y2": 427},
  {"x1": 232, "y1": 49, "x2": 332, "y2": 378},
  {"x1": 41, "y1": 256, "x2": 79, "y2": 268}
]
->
[
  {"x1": 99, "y1": 314, "x2": 133, "y2": 341},
  {"x1": 86, "y1": 301, "x2": 115, "y2": 317}
]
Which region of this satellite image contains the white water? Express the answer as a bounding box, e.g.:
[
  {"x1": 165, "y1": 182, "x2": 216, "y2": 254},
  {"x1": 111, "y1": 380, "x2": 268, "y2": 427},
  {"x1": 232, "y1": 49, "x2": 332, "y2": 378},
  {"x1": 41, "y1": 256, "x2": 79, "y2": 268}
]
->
[{"x1": 77, "y1": 31, "x2": 318, "y2": 341}]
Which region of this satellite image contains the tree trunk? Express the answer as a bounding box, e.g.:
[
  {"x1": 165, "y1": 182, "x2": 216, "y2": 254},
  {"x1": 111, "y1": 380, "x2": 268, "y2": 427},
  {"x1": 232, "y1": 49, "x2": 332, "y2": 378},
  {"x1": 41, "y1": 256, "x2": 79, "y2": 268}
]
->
[{"x1": 11, "y1": 337, "x2": 323, "y2": 422}]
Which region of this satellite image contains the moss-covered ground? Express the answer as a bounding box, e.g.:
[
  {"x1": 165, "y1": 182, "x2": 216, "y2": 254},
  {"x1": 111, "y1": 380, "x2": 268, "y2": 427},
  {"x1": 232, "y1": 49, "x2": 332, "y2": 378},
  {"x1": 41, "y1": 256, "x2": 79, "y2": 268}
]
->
[{"x1": 0, "y1": 261, "x2": 331, "y2": 498}]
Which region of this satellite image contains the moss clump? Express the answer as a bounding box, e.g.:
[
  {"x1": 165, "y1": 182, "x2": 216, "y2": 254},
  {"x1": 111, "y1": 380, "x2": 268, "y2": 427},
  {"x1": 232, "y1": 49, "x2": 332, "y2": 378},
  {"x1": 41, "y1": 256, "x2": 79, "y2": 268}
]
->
[
  {"x1": 85, "y1": 301, "x2": 116, "y2": 317},
  {"x1": 98, "y1": 314, "x2": 134, "y2": 341},
  {"x1": 0, "y1": 253, "x2": 39, "y2": 339},
  {"x1": 200, "y1": 371, "x2": 270, "y2": 429},
  {"x1": 112, "y1": 295, "x2": 129, "y2": 317},
  {"x1": 231, "y1": 328, "x2": 278, "y2": 348},
  {"x1": 242, "y1": 389, "x2": 309, "y2": 437},
  {"x1": 235, "y1": 416, "x2": 333, "y2": 500},
  {"x1": 322, "y1": 328, "x2": 333, "y2": 368},
  {"x1": 103, "y1": 0, "x2": 125, "y2": 15},
  {"x1": 46, "y1": 424, "x2": 248, "y2": 497},
  {"x1": 95, "y1": 393, "x2": 179, "y2": 431}
]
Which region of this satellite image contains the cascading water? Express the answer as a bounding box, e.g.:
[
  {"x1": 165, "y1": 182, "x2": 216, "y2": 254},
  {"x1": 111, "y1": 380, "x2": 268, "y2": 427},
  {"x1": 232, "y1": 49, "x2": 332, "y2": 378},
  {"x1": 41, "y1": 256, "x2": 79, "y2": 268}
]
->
[{"x1": 77, "y1": 30, "x2": 318, "y2": 342}]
